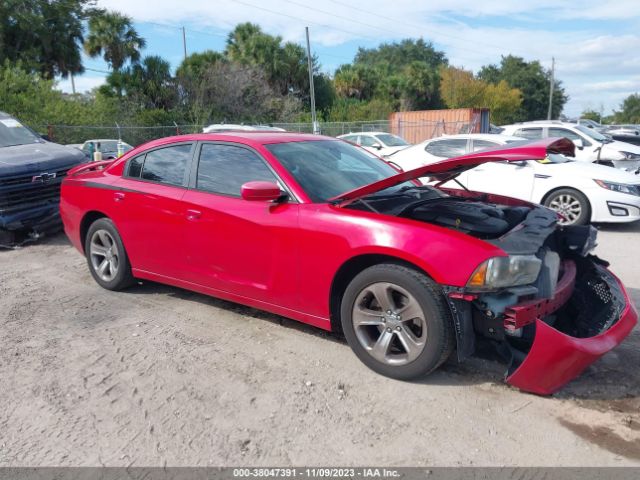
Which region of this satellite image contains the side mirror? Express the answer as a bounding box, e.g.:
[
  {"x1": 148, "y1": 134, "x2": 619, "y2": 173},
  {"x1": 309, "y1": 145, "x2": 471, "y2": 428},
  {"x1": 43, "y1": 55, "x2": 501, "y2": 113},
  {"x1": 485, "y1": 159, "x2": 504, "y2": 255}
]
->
[
  {"x1": 572, "y1": 138, "x2": 584, "y2": 149},
  {"x1": 372, "y1": 142, "x2": 383, "y2": 150},
  {"x1": 241, "y1": 181, "x2": 283, "y2": 202}
]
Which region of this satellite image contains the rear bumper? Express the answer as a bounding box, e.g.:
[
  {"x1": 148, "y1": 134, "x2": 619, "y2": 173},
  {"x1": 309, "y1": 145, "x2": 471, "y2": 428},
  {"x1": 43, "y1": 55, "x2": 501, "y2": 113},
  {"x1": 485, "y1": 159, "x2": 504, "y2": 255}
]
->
[{"x1": 505, "y1": 264, "x2": 637, "y2": 395}]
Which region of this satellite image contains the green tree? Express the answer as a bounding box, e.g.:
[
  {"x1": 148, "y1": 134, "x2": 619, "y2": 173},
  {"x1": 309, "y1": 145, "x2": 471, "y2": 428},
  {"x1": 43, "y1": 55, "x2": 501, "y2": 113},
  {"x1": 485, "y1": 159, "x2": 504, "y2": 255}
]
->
[
  {"x1": 580, "y1": 109, "x2": 601, "y2": 122},
  {"x1": 101, "y1": 56, "x2": 176, "y2": 110},
  {"x1": 326, "y1": 98, "x2": 395, "y2": 122},
  {"x1": 0, "y1": 0, "x2": 90, "y2": 78},
  {"x1": 614, "y1": 94, "x2": 640, "y2": 124},
  {"x1": 312, "y1": 73, "x2": 336, "y2": 118},
  {"x1": 176, "y1": 50, "x2": 224, "y2": 78},
  {"x1": 225, "y1": 23, "x2": 310, "y2": 96},
  {"x1": 84, "y1": 11, "x2": 146, "y2": 72},
  {"x1": 0, "y1": 61, "x2": 121, "y2": 142},
  {"x1": 178, "y1": 60, "x2": 301, "y2": 125},
  {"x1": 439, "y1": 66, "x2": 522, "y2": 124},
  {"x1": 336, "y1": 38, "x2": 447, "y2": 111},
  {"x1": 334, "y1": 64, "x2": 377, "y2": 100},
  {"x1": 354, "y1": 39, "x2": 447, "y2": 71},
  {"x1": 478, "y1": 55, "x2": 567, "y2": 122}
]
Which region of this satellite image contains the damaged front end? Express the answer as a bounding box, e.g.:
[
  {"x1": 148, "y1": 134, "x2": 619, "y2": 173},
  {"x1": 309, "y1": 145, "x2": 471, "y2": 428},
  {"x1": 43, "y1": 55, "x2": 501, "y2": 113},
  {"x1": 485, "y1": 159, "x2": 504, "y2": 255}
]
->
[{"x1": 443, "y1": 200, "x2": 637, "y2": 395}]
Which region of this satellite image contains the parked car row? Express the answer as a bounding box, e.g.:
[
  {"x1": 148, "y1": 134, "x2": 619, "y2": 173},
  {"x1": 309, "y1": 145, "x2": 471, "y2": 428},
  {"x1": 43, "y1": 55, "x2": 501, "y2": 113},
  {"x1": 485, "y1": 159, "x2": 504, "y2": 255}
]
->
[
  {"x1": 387, "y1": 133, "x2": 640, "y2": 225},
  {"x1": 68, "y1": 139, "x2": 134, "y2": 160}
]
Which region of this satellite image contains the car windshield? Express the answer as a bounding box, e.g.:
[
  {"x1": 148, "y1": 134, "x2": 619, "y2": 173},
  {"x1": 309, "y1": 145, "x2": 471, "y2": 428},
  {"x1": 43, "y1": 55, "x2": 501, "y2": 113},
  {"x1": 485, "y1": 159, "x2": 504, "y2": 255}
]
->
[
  {"x1": 266, "y1": 140, "x2": 414, "y2": 202},
  {"x1": 0, "y1": 117, "x2": 42, "y2": 148},
  {"x1": 575, "y1": 125, "x2": 608, "y2": 142},
  {"x1": 375, "y1": 134, "x2": 409, "y2": 147}
]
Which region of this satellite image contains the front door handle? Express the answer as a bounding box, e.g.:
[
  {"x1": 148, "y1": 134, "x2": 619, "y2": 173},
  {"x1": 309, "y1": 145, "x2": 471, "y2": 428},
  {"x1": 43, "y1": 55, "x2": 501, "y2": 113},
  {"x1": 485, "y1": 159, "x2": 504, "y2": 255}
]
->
[
  {"x1": 186, "y1": 209, "x2": 202, "y2": 221},
  {"x1": 114, "y1": 192, "x2": 125, "y2": 202}
]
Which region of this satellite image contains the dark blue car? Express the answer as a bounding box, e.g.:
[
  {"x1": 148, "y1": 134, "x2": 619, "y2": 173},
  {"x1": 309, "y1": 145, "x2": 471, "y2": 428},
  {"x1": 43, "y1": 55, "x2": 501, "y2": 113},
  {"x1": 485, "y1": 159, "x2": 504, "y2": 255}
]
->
[{"x1": 0, "y1": 112, "x2": 85, "y2": 244}]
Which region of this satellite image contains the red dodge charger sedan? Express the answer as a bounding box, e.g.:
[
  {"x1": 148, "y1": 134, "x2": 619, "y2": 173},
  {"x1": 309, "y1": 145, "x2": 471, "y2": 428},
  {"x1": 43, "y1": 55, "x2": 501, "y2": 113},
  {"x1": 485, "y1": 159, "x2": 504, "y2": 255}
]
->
[{"x1": 60, "y1": 133, "x2": 637, "y2": 394}]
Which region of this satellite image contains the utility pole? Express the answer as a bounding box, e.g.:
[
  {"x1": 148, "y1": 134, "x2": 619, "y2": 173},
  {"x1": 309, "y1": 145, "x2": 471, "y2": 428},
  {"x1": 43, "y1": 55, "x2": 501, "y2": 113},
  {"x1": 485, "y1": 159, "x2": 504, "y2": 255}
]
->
[
  {"x1": 305, "y1": 27, "x2": 318, "y2": 134},
  {"x1": 547, "y1": 57, "x2": 555, "y2": 120},
  {"x1": 182, "y1": 26, "x2": 187, "y2": 60}
]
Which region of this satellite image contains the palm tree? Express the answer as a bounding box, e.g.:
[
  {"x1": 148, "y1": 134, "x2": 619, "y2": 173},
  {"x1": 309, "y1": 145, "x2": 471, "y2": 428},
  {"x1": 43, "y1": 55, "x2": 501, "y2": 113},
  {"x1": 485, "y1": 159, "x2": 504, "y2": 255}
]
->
[{"x1": 84, "y1": 11, "x2": 146, "y2": 72}]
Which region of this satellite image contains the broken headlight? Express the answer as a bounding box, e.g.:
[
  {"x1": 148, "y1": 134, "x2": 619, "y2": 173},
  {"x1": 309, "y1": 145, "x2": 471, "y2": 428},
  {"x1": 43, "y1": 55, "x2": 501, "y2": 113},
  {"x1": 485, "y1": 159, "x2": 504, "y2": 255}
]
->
[{"x1": 467, "y1": 255, "x2": 542, "y2": 290}]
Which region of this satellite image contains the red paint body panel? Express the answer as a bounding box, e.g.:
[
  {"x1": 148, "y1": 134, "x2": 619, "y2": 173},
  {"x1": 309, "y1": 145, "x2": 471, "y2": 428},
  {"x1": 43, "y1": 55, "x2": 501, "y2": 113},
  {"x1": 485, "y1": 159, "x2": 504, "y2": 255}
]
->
[{"x1": 506, "y1": 275, "x2": 638, "y2": 395}]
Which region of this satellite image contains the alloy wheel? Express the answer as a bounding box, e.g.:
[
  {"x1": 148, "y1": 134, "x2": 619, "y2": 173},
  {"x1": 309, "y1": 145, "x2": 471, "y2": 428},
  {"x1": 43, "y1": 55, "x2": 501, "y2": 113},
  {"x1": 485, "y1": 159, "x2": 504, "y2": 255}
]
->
[
  {"x1": 351, "y1": 282, "x2": 428, "y2": 366},
  {"x1": 89, "y1": 229, "x2": 120, "y2": 282},
  {"x1": 548, "y1": 193, "x2": 582, "y2": 225}
]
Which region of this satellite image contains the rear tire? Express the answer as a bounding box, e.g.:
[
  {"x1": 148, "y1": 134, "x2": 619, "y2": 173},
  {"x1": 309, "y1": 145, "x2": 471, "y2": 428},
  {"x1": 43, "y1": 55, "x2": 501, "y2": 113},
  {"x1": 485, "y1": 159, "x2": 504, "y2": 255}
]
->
[
  {"x1": 340, "y1": 264, "x2": 454, "y2": 380},
  {"x1": 543, "y1": 188, "x2": 590, "y2": 226},
  {"x1": 85, "y1": 218, "x2": 135, "y2": 291}
]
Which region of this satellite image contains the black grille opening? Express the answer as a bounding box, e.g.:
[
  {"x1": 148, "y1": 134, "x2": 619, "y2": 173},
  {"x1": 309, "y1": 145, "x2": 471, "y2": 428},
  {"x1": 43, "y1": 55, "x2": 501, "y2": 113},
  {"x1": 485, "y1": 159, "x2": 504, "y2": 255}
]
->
[{"x1": 0, "y1": 168, "x2": 69, "y2": 214}]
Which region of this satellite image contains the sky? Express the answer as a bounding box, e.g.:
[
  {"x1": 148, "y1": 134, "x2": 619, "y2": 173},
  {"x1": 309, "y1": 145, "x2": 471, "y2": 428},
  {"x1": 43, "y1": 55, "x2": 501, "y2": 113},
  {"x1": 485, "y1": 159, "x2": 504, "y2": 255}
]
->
[{"x1": 57, "y1": 0, "x2": 640, "y2": 120}]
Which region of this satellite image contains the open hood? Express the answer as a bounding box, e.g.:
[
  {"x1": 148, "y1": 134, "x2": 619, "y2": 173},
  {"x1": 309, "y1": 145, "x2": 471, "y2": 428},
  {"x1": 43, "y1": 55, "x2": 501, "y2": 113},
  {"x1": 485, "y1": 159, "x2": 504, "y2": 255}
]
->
[{"x1": 329, "y1": 137, "x2": 575, "y2": 205}]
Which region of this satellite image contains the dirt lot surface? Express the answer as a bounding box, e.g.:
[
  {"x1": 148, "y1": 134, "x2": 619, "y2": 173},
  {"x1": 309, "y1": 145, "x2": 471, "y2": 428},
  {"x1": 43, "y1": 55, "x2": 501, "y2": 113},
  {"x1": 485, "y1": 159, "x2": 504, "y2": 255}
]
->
[{"x1": 1, "y1": 224, "x2": 639, "y2": 467}]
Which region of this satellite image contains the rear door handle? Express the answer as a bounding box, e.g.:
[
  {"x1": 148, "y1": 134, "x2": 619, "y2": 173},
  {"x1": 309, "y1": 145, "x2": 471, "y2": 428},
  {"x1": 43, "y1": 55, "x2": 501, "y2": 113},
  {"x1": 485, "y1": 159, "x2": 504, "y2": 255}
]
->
[
  {"x1": 114, "y1": 192, "x2": 125, "y2": 202},
  {"x1": 186, "y1": 209, "x2": 202, "y2": 221}
]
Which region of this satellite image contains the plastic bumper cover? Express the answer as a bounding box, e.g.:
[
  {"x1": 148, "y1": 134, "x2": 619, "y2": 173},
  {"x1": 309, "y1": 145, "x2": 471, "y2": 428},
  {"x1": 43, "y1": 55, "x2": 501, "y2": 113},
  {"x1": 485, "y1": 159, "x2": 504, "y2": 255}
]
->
[{"x1": 505, "y1": 263, "x2": 637, "y2": 395}]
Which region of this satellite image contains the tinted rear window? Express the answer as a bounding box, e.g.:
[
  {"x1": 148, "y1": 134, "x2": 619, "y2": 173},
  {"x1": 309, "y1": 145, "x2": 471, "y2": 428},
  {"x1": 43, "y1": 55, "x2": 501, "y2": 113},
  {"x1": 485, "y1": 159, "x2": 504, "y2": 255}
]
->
[{"x1": 126, "y1": 144, "x2": 192, "y2": 186}]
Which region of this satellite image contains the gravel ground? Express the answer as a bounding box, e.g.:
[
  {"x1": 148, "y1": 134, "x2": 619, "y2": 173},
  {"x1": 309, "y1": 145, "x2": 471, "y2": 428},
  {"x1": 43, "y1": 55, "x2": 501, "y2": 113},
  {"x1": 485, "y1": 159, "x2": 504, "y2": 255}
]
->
[{"x1": 0, "y1": 224, "x2": 639, "y2": 467}]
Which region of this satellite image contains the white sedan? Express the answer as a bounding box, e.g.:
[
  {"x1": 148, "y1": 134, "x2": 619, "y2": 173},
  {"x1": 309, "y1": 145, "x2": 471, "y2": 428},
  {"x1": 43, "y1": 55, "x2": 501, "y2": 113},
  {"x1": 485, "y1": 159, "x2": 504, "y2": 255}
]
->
[
  {"x1": 389, "y1": 134, "x2": 640, "y2": 225},
  {"x1": 337, "y1": 132, "x2": 410, "y2": 157}
]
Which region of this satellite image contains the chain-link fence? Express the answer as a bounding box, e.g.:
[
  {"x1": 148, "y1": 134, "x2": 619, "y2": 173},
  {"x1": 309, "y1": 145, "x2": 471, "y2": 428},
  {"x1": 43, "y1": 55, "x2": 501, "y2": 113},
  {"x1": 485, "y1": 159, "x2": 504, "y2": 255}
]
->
[
  {"x1": 40, "y1": 119, "x2": 482, "y2": 147},
  {"x1": 38, "y1": 124, "x2": 204, "y2": 147}
]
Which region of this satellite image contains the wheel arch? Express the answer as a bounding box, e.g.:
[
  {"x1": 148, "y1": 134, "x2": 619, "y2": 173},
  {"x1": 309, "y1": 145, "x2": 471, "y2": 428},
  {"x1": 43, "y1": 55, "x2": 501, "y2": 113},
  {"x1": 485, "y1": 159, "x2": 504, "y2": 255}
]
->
[
  {"x1": 329, "y1": 253, "x2": 434, "y2": 334},
  {"x1": 79, "y1": 210, "x2": 109, "y2": 253},
  {"x1": 541, "y1": 186, "x2": 592, "y2": 221}
]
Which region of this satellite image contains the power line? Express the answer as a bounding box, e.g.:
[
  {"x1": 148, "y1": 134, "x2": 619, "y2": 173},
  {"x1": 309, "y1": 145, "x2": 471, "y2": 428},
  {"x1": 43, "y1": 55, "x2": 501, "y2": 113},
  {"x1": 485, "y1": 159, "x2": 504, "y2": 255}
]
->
[
  {"x1": 229, "y1": 0, "x2": 382, "y2": 43},
  {"x1": 143, "y1": 21, "x2": 228, "y2": 39},
  {"x1": 280, "y1": 0, "x2": 491, "y2": 58},
  {"x1": 324, "y1": 0, "x2": 532, "y2": 58},
  {"x1": 84, "y1": 67, "x2": 110, "y2": 74}
]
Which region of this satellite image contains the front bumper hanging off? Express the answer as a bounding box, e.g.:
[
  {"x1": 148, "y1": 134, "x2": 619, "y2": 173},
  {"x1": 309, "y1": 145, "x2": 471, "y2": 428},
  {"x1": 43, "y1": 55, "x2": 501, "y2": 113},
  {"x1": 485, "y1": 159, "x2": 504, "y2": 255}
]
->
[{"x1": 503, "y1": 260, "x2": 637, "y2": 395}]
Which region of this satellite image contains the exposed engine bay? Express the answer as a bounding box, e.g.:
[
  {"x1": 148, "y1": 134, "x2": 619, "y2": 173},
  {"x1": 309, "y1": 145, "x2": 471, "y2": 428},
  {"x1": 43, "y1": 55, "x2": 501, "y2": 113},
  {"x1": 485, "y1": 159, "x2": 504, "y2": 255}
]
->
[
  {"x1": 347, "y1": 185, "x2": 626, "y2": 390},
  {"x1": 347, "y1": 185, "x2": 527, "y2": 239}
]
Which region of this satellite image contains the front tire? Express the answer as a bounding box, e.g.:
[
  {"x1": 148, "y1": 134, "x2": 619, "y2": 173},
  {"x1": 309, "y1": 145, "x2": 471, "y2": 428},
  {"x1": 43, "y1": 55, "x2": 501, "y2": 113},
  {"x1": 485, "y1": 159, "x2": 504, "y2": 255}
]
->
[
  {"x1": 85, "y1": 218, "x2": 135, "y2": 290},
  {"x1": 543, "y1": 188, "x2": 590, "y2": 226},
  {"x1": 340, "y1": 264, "x2": 455, "y2": 380}
]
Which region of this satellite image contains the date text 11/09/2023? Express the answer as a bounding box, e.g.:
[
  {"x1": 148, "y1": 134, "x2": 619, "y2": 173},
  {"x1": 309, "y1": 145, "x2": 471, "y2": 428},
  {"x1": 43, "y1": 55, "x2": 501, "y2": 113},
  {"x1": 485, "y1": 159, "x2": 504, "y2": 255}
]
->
[{"x1": 232, "y1": 468, "x2": 401, "y2": 478}]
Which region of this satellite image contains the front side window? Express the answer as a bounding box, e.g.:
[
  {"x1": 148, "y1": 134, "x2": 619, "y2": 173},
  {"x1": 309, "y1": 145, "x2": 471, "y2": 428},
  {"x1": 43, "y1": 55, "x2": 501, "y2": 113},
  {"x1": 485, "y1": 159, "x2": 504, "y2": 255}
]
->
[
  {"x1": 549, "y1": 128, "x2": 583, "y2": 143},
  {"x1": 574, "y1": 125, "x2": 607, "y2": 142},
  {"x1": 196, "y1": 144, "x2": 277, "y2": 196},
  {"x1": 266, "y1": 140, "x2": 414, "y2": 202},
  {"x1": 471, "y1": 139, "x2": 500, "y2": 152},
  {"x1": 359, "y1": 135, "x2": 377, "y2": 147},
  {"x1": 425, "y1": 139, "x2": 467, "y2": 158},
  {"x1": 126, "y1": 144, "x2": 192, "y2": 186},
  {"x1": 375, "y1": 134, "x2": 408, "y2": 147},
  {"x1": 127, "y1": 154, "x2": 144, "y2": 178},
  {"x1": 514, "y1": 128, "x2": 543, "y2": 140}
]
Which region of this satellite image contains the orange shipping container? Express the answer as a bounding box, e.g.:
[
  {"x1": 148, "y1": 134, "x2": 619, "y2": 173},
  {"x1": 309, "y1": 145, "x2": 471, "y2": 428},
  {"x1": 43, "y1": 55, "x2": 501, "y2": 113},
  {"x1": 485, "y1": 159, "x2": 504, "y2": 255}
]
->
[{"x1": 389, "y1": 108, "x2": 490, "y2": 144}]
